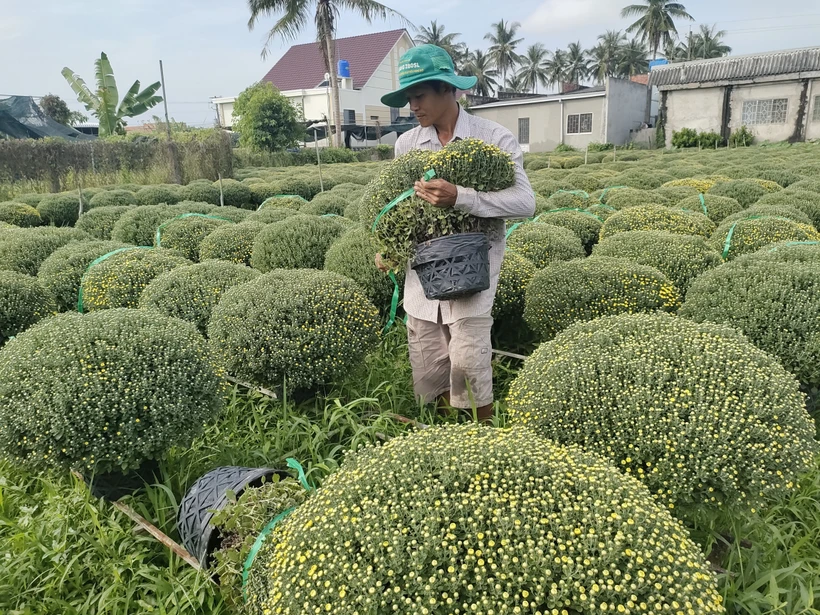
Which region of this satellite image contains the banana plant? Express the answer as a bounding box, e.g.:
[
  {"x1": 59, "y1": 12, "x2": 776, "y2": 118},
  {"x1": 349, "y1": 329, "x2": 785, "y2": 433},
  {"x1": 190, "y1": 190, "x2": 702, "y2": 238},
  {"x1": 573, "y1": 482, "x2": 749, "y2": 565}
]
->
[{"x1": 61, "y1": 52, "x2": 163, "y2": 137}]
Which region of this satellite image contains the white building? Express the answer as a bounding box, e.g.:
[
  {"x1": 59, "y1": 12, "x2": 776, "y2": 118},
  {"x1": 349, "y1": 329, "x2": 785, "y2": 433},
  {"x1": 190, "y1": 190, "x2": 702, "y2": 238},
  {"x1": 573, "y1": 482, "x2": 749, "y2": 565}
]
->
[
  {"x1": 650, "y1": 47, "x2": 820, "y2": 147},
  {"x1": 212, "y1": 29, "x2": 415, "y2": 147}
]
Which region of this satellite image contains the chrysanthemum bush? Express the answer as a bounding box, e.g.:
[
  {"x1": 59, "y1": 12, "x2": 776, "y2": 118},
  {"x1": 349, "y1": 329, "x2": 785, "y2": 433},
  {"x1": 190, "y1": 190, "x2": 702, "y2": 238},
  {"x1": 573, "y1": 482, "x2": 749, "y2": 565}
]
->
[
  {"x1": 0, "y1": 227, "x2": 89, "y2": 276},
  {"x1": 247, "y1": 206, "x2": 301, "y2": 224},
  {"x1": 258, "y1": 195, "x2": 307, "y2": 212},
  {"x1": 245, "y1": 424, "x2": 725, "y2": 615},
  {"x1": 524, "y1": 256, "x2": 680, "y2": 340},
  {"x1": 87, "y1": 189, "x2": 137, "y2": 209},
  {"x1": 677, "y1": 194, "x2": 742, "y2": 223},
  {"x1": 721, "y1": 203, "x2": 813, "y2": 227},
  {"x1": 756, "y1": 189, "x2": 820, "y2": 228},
  {"x1": 0, "y1": 271, "x2": 55, "y2": 344},
  {"x1": 560, "y1": 171, "x2": 603, "y2": 193},
  {"x1": 600, "y1": 204, "x2": 715, "y2": 239},
  {"x1": 111, "y1": 204, "x2": 178, "y2": 246},
  {"x1": 0, "y1": 309, "x2": 226, "y2": 473},
  {"x1": 179, "y1": 182, "x2": 221, "y2": 205},
  {"x1": 199, "y1": 221, "x2": 267, "y2": 266},
  {"x1": 507, "y1": 313, "x2": 818, "y2": 521},
  {"x1": 493, "y1": 250, "x2": 536, "y2": 321},
  {"x1": 707, "y1": 179, "x2": 767, "y2": 207},
  {"x1": 251, "y1": 214, "x2": 345, "y2": 271},
  {"x1": 139, "y1": 260, "x2": 259, "y2": 334},
  {"x1": 680, "y1": 251, "x2": 820, "y2": 389},
  {"x1": 155, "y1": 214, "x2": 232, "y2": 262},
  {"x1": 38, "y1": 240, "x2": 130, "y2": 312},
  {"x1": 506, "y1": 222, "x2": 585, "y2": 268},
  {"x1": 593, "y1": 231, "x2": 723, "y2": 292},
  {"x1": 544, "y1": 190, "x2": 589, "y2": 209},
  {"x1": 585, "y1": 203, "x2": 618, "y2": 220},
  {"x1": 747, "y1": 178, "x2": 783, "y2": 193},
  {"x1": 0, "y1": 202, "x2": 41, "y2": 227},
  {"x1": 301, "y1": 191, "x2": 348, "y2": 217},
  {"x1": 324, "y1": 227, "x2": 404, "y2": 313},
  {"x1": 662, "y1": 176, "x2": 729, "y2": 193},
  {"x1": 611, "y1": 169, "x2": 675, "y2": 190},
  {"x1": 80, "y1": 248, "x2": 191, "y2": 311},
  {"x1": 214, "y1": 179, "x2": 254, "y2": 209},
  {"x1": 36, "y1": 193, "x2": 81, "y2": 226},
  {"x1": 75, "y1": 206, "x2": 132, "y2": 239},
  {"x1": 789, "y1": 179, "x2": 820, "y2": 194},
  {"x1": 209, "y1": 269, "x2": 379, "y2": 391},
  {"x1": 653, "y1": 185, "x2": 700, "y2": 204},
  {"x1": 362, "y1": 139, "x2": 515, "y2": 264},
  {"x1": 535, "y1": 209, "x2": 602, "y2": 253},
  {"x1": 135, "y1": 184, "x2": 182, "y2": 206},
  {"x1": 604, "y1": 187, "x2": 669, "y2": 210},
  {"x1": 712, "y1": 216, "x2": 820, "y2": 260},
  {"x1": 208, "y1": 206, "x2": 251, "y2": 223}
]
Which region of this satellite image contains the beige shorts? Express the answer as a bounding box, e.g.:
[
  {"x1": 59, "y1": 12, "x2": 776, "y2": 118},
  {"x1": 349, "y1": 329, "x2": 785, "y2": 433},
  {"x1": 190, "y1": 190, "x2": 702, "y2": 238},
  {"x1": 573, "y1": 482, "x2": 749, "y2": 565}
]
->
[{"x1": 406, "y1": 311, "x2": 494, "y2": 409}]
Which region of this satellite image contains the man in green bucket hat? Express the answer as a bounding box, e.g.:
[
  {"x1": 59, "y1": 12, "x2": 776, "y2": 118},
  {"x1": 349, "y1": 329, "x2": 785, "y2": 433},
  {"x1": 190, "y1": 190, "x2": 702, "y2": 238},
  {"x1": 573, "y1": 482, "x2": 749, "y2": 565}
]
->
[{"x1": 376, "y1": 44, "x2": 535, "y2": 423}]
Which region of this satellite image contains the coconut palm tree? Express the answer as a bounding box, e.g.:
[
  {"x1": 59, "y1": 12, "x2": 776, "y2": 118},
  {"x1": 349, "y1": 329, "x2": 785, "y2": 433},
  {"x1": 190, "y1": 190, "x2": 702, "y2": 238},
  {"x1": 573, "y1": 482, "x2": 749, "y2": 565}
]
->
[
  {"x1": 617, "y1": 38, "x2": 650, "y2": 76},
  {"x1": 463, "y1": 49, "x2": 499, "y2": 97},
  {"x1": 588, "y1": 30, "x2": 627, "y2": 83},
  {"x1": 414, "y1": 21, "x2": 468, "y2": 69},
  {"x1": 543, "y1": 48, "x2": 568, "y2": 92},
  {"x1": 662, "y1": 37, "x2": 690, "y2": 62},
  {"x1": 484, "y1": 20, "x2": 523, "y2": 87},
  {"x1": 517, "y1": 43, "x2": 550, "y2": 93},
  {"x1": 691, "y1": 24, "x2": 731, "y2": 59},
  {"x1": 564, "y1": 42, "x2": 591, "y2": 87},
  {"x1": 621, "y1": 0, "x2": 694, "y2": 59},
  {"x1": 247, "y1": 0, "x2": 409, "y2": 148},
  {"x1": 504, "y1": 73, "x2": 528, "y2": 94}
]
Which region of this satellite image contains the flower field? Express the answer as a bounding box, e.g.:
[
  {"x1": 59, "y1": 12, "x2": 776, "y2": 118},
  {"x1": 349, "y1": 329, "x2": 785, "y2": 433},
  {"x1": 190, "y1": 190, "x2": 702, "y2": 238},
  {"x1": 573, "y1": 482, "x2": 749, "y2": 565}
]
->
[{"x1": 1, "y1": 142, "x2": 820, "y2": 614}]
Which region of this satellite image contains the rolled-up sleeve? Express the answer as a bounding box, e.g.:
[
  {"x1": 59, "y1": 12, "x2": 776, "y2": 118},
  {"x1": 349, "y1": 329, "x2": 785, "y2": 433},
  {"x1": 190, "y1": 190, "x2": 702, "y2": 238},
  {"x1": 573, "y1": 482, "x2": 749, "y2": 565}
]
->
[{"x1": 454, "y1": 128, "x2": 536, "y2": 220}]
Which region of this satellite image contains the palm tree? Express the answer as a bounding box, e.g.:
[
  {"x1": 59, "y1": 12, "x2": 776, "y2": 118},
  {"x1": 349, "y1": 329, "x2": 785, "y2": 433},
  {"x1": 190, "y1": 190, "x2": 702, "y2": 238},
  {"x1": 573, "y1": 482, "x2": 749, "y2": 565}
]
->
[
  {"x1": 691, "y1": 24, "x2": 731, "y2": 59},
  {"x1": 543, "y1": 48, "x2": 568, "y2": 92},
  {"x1": 504, "y1": 73, "x2": 528, "y2": 94},
  {"x1": 414, "y1": 21, "x2": 468, "y2": 69},
  {"x1": 463, "y1": 49, "x2": 499, "y2": 97},
  {"x1": 564, "y1": 42, "x2": 591, "y2": 87},
  {"x1": 484, "y1": 20, "x2": 523, "y2": 87},
  {"x1": 617, "y1": 38, "x2": 650, "y2": 76},
  {"x1": 517, "y1": 43, "x2": 550, "y2": 93},
  {"x1": 662, "y1": 37, "x2": 689, "y2": 62},
  {"x1": 247, "y1": 0, "x2": 409, "y2": 148},
  {"x1": 621, "y1": 0, "x2": 694, "y2": 59},
  {"x1": 588, "y1": 30, "x2": 627, "y2": 83}
]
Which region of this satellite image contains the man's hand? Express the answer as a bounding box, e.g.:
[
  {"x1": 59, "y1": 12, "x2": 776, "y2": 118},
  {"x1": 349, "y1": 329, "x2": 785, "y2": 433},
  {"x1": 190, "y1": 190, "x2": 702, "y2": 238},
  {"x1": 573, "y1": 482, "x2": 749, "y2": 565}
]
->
[
  {"x1": 415, "y1": 177, "x2": 458, "y2": 208},
  {"x1": 375, "y1": 253, "x2": 389, "y2": 273}
]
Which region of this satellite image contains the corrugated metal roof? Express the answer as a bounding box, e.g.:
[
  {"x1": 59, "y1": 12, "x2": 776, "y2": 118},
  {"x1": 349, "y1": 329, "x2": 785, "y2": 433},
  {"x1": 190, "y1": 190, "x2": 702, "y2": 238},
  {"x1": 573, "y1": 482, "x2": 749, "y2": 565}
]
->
[
  {"x1": 471, "y1": 85, "x2": 607, "y2": 110},
  {"x1": 649, "y1": 47, "x2": 820, "y2": 88}
]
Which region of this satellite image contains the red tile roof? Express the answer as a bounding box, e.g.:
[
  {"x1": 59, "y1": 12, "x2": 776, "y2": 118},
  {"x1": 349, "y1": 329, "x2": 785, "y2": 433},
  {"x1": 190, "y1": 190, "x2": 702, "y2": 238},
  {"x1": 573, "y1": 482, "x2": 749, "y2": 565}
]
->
[
  {"x1": 261, "y1": 29, "x2": 408, "y2": 91},
  {"x1": 630, "y1": 74, "x2": 650, "y2": 85}
]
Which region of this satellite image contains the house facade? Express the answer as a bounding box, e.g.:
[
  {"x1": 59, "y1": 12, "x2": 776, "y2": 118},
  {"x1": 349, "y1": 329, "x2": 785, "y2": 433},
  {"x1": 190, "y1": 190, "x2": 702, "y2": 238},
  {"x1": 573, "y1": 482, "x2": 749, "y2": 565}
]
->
[
  {"x1": 470, "y1": 78, "x2": 649, "y2": 152},
  {"x1": 213, "y1": 29, "x2": 414, "y2": 147},
  {"x1": 650, "y1": 47, "x2": 820, "y2": 147}
]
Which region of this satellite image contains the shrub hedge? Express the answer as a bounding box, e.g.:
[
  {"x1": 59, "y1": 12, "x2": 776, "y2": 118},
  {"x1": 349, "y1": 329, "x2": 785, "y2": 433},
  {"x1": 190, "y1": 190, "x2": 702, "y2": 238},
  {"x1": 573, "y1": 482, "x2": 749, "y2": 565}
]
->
[
  {"x1": 179, "y1": 182, "x2": 221, "y2": 205},
  {"x1": 213, "y1": 179, "x2": 254, "y2": 209},
  {"x1": 506, "y1": 222, "x2": 585, "y2": 268},
  {"x1": 0, "y1": 202, "x2": 41, "y2": 227},
  {"x1": 154, "y1": 215, "x2": 232, "y2": 262},
  {"x1": 75, "y1": 206, "x2": 133, "y2": 240},
  {"x1": 37, "y1": 193, "x2": 81, "y2": 226},
  {"x1": 111, "y1": 204, "x2": 178, "y2": 246},
  {"x1": 135, "y1": 185, "x2": 182, "y2": 206},
  {"x1": 87, "y1": 189, "x2": 137, "y2": 209},
  {"x1": 251, "y1": 214, "x2": 345, "y2": 272},
  {"x1": 199, "y1": 221, "x2": 267, "y2": 266},
  {"x1": 0, "y1": 227, "x2": 89, "y2": 276},
  {"x1": 0, "y1": 271, "x2": 55, "y2": 344}
]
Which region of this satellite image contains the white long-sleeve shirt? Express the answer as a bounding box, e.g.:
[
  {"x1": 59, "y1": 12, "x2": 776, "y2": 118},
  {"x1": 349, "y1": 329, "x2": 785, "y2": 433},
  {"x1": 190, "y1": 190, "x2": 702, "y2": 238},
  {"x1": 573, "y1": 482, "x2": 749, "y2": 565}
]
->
[{"x1": 394, "y1": 108, "x2": 536, "y2": 324}]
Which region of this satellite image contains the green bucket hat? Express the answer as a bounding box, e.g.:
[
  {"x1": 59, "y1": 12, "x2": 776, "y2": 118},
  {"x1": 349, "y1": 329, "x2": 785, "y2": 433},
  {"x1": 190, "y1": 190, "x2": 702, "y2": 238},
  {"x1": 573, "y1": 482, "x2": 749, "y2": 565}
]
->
[{"x1": 380, "y1": 44, "x2": 478, "y2": 108}]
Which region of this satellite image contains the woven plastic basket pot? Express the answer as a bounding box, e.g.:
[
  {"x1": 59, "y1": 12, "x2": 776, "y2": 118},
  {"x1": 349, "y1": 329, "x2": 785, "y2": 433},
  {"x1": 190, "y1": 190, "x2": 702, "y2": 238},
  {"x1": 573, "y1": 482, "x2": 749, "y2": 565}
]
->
[
  {"x1": 411, "y1": 232, "x2": 490, "y2": 301},
  {"x1": 177, "y1": 466, "x2": 284, "y2": 567}
]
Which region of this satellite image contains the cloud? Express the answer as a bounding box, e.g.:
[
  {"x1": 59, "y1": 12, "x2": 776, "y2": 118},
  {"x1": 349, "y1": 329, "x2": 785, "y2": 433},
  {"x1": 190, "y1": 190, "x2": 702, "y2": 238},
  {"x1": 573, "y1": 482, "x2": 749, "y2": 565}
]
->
[{"x1": 522, "y1": 0, "x2": 623, "y2": 34}]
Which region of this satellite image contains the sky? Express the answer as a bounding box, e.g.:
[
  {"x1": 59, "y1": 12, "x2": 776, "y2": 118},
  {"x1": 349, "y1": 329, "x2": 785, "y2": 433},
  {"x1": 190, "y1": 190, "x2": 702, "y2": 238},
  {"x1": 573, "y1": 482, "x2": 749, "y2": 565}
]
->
[{"x1": 2, "y1": 0, "x2": 819, "y2": 127}]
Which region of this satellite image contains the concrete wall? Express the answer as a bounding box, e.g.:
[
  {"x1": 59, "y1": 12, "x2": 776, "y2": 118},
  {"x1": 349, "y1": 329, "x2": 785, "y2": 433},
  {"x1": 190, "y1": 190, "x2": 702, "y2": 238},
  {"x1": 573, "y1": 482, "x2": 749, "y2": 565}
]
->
[
  {"x1": 664, "y1": 87, "x2": 724, "y2": 147},
  {"x1": 605, "y1": 78, "x2": 650, "y2": 144},
  {"x1": 808, "y1": 79, "x2": 820, "y2": 140},
  {"x1": 729, "y1": 81, "x2": 805, "y2": 142}
]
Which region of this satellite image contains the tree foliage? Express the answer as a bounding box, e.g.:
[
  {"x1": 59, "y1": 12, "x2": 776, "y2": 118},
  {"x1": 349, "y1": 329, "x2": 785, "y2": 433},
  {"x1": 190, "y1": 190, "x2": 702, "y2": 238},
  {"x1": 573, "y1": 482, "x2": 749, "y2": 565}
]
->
[{"x1": 232, "y1": 82, "x2": 304, "y2": 152}]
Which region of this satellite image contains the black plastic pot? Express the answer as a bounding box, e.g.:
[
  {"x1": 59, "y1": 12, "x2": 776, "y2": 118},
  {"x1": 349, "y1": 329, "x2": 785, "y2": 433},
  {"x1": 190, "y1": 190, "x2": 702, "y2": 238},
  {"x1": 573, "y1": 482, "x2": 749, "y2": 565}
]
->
[
  {"x1": 83, "y1": 458, "x2": 161, "y2": 501},
  {"x1": 412, "y1": 232, "x2": 491, "y2": 301},
  {"x1": 177, "y1": 466, "x2": 283, "y2": 568}
]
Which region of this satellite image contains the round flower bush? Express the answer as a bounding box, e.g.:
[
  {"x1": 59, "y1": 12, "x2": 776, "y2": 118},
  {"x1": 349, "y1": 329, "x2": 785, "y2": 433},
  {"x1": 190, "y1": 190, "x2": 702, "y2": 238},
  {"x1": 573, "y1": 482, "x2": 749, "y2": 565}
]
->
[
  {"x1": 754, "y1": 169, "x2": 801, "y2": 188},
  {"x1": 251, "y1": 214, "x2": 345, "y2": 272},
  {"x1": 0, "y1": 271, "x2": 55, "y2": 344},
  {"x1": 37, "y1": 193, "x2": 81, "y2": 226},
  {"x1": 80, "y1": 248, "x2": 191, "y2": 311},
  {"x1": 493, "y1": 250, "x2": 537, "y2": 321},
  {"x1": 76, "y1": 206, "x2": 134, "y2": 240},
  {"x1": 139, "y1": 260, "x2": 259, "y2": 333},
  {"x1": 585, "y1": 203, "x2": 618, "y2": 220},
  {"x1": 789, "y1": 179, "x2": 820, "y2": 194},
  {"x1": 13, "y1": 193, "x2": 46, "y2": 207},
  {"x1": 600, "y1": 204, "x2": 715, "y2": 240},
  {"x1": 534, "y1": 209, "x2": 602, "y2": 253},
  {"x1": 0, "y1": 202, "x2": 41, "y2": 227},
  {"x1": 752, "y1": 240, "x2": 820, "y2": 264},
  {"x1": 524, "y1": 256, "x2": 680, "y2": 340},
  {"x1": 302, "y1": 191, "x2": 348, "y2": 217},
  {"x1": 246, "y1": 423, "x2": 725, "y2": 615},
  {"x1": 258, "y1": 195, "x2": 307, "y2": 211},
  {"x1": 748, "y1": 178, "x2": 784, "y2": 193},
  {"x1": 207, "y1": 206, "x2": 251, "y2": 223},
  {"x1": 721, "y1": 204, "x2": 813, "y2": 227},
  {"x1": 324, "y1": 227, "x2": 404, "y2": 313},
  {"x1": 179, "y1": 182, "x2": 221, "y2": 205},
  {"x1": 199, "y1": 221, "x2": 267, "y2": 266},
  {"x1": 247, "y1": 207, "x2": 301, "y2": 224},
  {"x1": 135, "y1": 184, "x2": 182, "y2": 206},
  {"x1": 677, "y1": 194, "x2": 743, "y2": 223},
  {"x1": 213, "y1": 179, "x2": 254, "y2": 209},
  {"x1": 594, "y1": 231, "x2": 722, "y2": 293},
  {"x1": 87, "y1": 189, "x2": 137, "y2": 209},
  {"x1": 248, "y1": 182, "x2": 282, "y2": 205},
  {"x1": 708, "y1": 179, "x2": 767, "y2": 207},
  {"x1": 605, "y1": 188, "x2": 669, "y2": 210},
  {"x1": 0, "y1": 227, "x2": 89, "y2": 276},
  {"x1": 111, "y1": 204, "x2": 178, "y2": 246},
  {"x1": 756, "y1": 189, "x2": 820, "y2": 228},
  {"x1": 560, "y1": 171, "x2": 603, "y2": 193},
  {"x1": 0, "y1": 309, "x2": 225, "y2": 473},
  {"x1": 38, "y1": 240, "x2": 130, "y2": 312},
  {"x1": 155, "y1": 214, "x2": 233, "y2": 261},
  {"x1": 662, "y1": 176, "x2": 728, "y2": 193},
  {"x1": 653, "y1": 185, "x2": 701, "y2": 204},
  {"x1": 611, "y1": 169, "x2": 675, "y2": 190},
  {"x1": 343, "y1": 199, "x2": 361, "y2": 221},
  {"x1": 712, "y1": 216, "x2": 820, "y2": 260},
  {"x1": 507, "y1": 313, "x2": 818, "y2": 520},
  {"x1": 680, "y1": 253, "x2": 820, "y2": 389},
  {"x1": 209, "y1": 269, "x2": 380, "y2": 391},
  {"x1": 506, "y1": 223, "x2": 585, "y2": 268},
  {"x1": 272, "y1": 176, "x2": 320, "y2": 201},
  {"x1": 544, "y1": 189, "x2": 588, "y2": 209}
]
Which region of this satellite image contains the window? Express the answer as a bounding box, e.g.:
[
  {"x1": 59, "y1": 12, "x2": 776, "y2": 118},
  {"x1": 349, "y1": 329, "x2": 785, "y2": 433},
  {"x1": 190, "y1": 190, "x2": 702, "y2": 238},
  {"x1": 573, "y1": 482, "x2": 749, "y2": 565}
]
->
[
  {"x1": 518, "y1": 118, "x2": 530, "y2": 144},
  {"x1": 741, "y1": 98, "x2": 788, "y2": 125},
  {"x1": 390, "y1": 107, "x2": 400, "y2": 122},
  {"x1": 813, "y1": 96, "x2": 820, "y2": 122},
  {"x1": 567, "y1": 113, "x2": 593, "y2": 134}
]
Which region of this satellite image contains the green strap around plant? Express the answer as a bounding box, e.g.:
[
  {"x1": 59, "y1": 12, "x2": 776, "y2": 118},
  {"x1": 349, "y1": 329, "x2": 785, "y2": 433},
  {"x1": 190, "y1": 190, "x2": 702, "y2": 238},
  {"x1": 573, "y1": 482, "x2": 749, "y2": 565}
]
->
[
  {"x1": 321, "y1": 213, "x2": 340, "y2": 218},
  {"x1": 77, "y1": 246, "x2": 153, "y2": 313},
  {"x1": 555, "y1": 189, "x2": 589, "y2": 200},
  {"x1": 768, "y1": 240, "x2": 820, "y2": 252},
  {"x1": 384, "y1": 271, "x2": 401, "y2": 334},
  {"x1": 155, "y1": 213, "x2": 234, "y2": 247},
  {"x1": 722, "y1": 215, "x2": 796, "y2": 259},
  {"x1": 241, "y1": 458, "x2": 312, "y2": 599},
  {"x1": 506, "y1": 213, "x2": 544, "y2": 239},
  {"x1": 698, "y1": 194, "x2": 708, "y2": 216},
  {"x1": 257, "y1": 195, "x2": 308, "y2": 211},
  {"x1": 371, "y1": 169, "x2": 437, "y2": 233},
  {"x1": 599, "y1": 185, "x2": 627, "y2": 201}
]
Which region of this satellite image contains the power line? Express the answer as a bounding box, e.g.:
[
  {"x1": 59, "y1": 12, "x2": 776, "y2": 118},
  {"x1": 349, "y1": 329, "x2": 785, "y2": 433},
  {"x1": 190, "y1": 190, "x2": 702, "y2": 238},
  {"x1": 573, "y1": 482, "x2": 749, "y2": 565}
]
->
[{"x1": 709, "y1": 12, "x2": 820, "y2": 25}]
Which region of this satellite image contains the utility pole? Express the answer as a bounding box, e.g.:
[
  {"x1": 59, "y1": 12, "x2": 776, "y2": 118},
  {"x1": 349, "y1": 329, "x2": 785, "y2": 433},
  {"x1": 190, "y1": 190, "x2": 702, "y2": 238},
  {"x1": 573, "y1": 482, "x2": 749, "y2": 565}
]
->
[{"x1": 159, "y1": 60, "x2": 182, "y2": 184}]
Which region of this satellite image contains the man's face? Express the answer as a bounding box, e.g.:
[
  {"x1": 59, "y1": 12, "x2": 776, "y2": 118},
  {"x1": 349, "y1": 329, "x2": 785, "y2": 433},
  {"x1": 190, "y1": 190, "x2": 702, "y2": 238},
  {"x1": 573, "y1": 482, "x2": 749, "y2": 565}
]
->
[{"x1": 405, "y1": 83, "x2": 452, "y2": 127}]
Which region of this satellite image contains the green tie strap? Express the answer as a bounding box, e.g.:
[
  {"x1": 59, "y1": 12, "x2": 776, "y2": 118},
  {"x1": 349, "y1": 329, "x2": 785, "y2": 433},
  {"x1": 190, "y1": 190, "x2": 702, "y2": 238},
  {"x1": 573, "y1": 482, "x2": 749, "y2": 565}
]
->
[
  {"x1": 383, "y1": 271, "x2": 401, "y2": 334},
  {"x1": 722, "y1": 215, "x2": 796, "y2": 259},
  {"x1": 698, "y1": 194, "x2": 708, "y2": 216},
  {"x1": 768, "y1": 240, "x2": 820, "y2": 252},
  {"x1": 286, "y1": 457, "x2": 312, "y2": 491},
  {"x1": 556, "y1": 189, "x2": 589, "y2": 200},
  {"x1": 77, "y1": 246, "x2": 153, "y2": 313},
  {"x1": 155, "y1": 213, "x2": 234, "y2": 247},
  {"x1": 599, "y1": 186, "x2": 628, "y2": 201},
  {"x1": 372, "y1": 169, "x2": 437, "y2": 233},
  {"x1": 505, "y1": 213, "x2": 544, "y2": 239}
]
